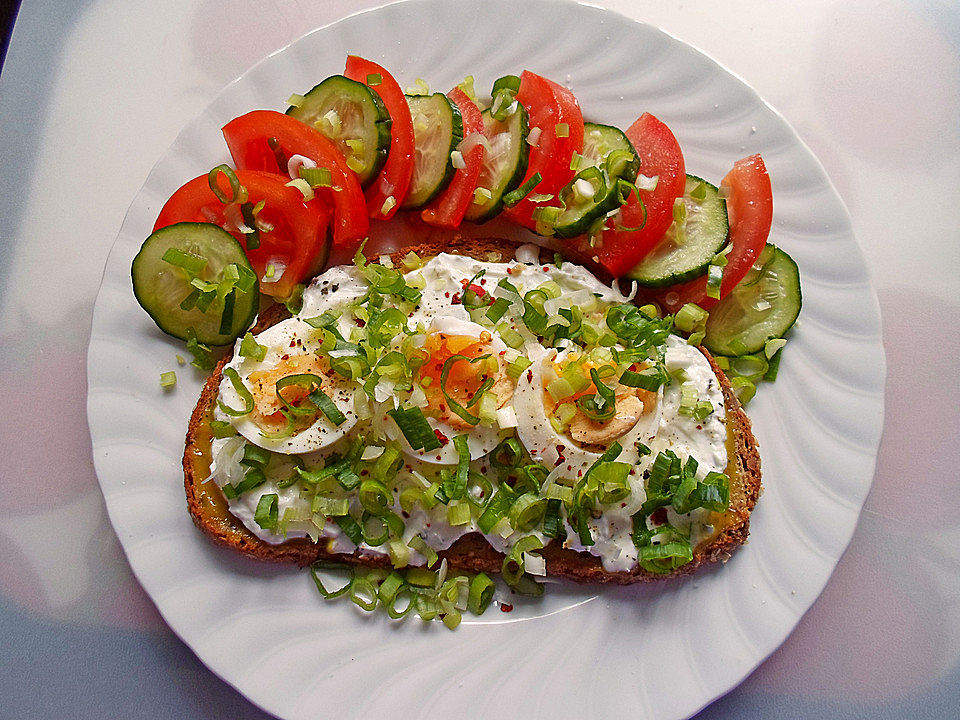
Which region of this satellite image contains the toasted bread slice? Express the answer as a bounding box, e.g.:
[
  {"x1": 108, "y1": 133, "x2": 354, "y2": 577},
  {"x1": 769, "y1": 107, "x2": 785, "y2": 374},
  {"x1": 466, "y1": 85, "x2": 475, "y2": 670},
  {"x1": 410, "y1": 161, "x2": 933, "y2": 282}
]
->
[{"x1": 183, "y1": 237, "x2": 761, "y2": 583}]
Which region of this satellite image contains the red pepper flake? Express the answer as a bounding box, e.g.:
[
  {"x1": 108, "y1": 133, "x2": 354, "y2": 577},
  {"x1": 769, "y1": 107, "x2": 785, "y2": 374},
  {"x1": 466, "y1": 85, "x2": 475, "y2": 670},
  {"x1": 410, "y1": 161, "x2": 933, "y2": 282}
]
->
[
  {"x1": 356, "y1": 318, "x2": 366, "y2": 327},
  {"x1": 555, "y1": 444, "x2": 566, "y2": 463},
  {"x1": 281, "y1": 354, "x2": 290, "y2": 361},
  {"x1": 526, "y1": 369, "x2": 533, "y2": 382},
  {"x1": 434, "y1": 428, "x2": 449, "y2": 445},
  {"x1": 506, "y1": 268, "x2": 513, "y2": 275},
  {"x1": 500, "y1": 603, "x2": 514, "y2": 613},
  {"x1": 542, "y1": 266, "x2": 549, "y2": 272},
  {"x1": 479, "y1": 278, "x2": 487, "y2": 285},
  {"x1": 444, "y1": 291, "x2": 451, "y2": 298},
  {"x1": 651, "y1": 507, "x2": 668, "y2": 526},
  {"x1": 289, "y1": 340, "x2": 297, "y2": 348},
  {"x1": 451, "y1": 292, "x2": 461, "y2": 305}
]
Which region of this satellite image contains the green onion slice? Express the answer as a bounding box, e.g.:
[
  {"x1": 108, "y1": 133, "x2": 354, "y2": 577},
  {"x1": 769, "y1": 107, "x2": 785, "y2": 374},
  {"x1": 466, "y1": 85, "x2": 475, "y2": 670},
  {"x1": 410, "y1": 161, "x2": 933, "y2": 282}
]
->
[
  {"x1": 207, "y1": 164, "x2": 245, "y2": 204},
  {"x1": 310, "y1": 562, "x2": 353, "y2": 599},
  {"x1": 388, "y1": 406, "x2": 442, "y2": 451},
  {"x1": 217, "y1": 367, "x2": 255, "y2": 416},
  {"x1": 502, "y1": 172, "x2": 543, "y2": 208},
  {"x1": 440, "y1": 354, "x2": 493, "y2": 426},
  {"x1": 238, "y1": 332, "x2": 267, "y2": 361},
  {"x1": 468, "y1": 572, "x2": 495, "y2": 615},
  {"x1": 254, "y1": 493, "x2": 279, "y2": 531},
  {"x1": 575, "y1": 367, "x2": 616, "y2": 421}
]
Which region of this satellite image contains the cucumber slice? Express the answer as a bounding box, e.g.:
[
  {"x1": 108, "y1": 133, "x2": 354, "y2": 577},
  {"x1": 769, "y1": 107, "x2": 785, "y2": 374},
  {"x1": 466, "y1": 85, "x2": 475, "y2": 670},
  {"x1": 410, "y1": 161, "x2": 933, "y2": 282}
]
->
[
  {"x1": 132, "y1": 223, "x2": 259, "y2": 346},
  {"x1": 287, "y1": 75, "x2": 392, "y2": 186},
  {"x1": 464, "y1": 104, "x2": 529, "y2": 222},
  {"x1": 403, "y1": 93, "x2": 463, "y2": 208},
  {"x1": 627, "y1": 175, "x2": 729, "y2": 287},
  {"x1": 703, "y1": 244, "x2": 801, "y2": 356},
  {"x1": 551, "y1": 123, "x2": 639, "y2": 239}
]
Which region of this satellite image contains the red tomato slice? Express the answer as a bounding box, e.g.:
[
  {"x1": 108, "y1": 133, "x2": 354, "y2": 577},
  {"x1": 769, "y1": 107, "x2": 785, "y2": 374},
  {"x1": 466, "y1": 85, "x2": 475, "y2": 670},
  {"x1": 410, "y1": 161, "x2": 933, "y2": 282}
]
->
[
  {"x1": 153, "y1": 170, "x2": 331, "y2": 299},
  {"x1": 504, "y1": 71, "x2": 584, "y2": 231},
  {"x1": 221, "y1": 110, "x2": 368, "y2": 247},
  {"x1": 587, "y1": 113, "x2": 686, "y2": 277},
  {"x1": 344, "y1": 56, "x2": 415, "y2": 219},
  {"x1": 639, "y1": 154, "x2": 773, "y2": 314},
  {"x1": 421, "y1": 86, "x2": 485, "y2": 229}
]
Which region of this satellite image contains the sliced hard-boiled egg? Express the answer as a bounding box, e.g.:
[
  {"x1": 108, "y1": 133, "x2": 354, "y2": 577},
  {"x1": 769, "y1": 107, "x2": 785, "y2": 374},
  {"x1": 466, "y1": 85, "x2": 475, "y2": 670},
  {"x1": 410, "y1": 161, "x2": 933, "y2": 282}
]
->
[
  {"x1": 217, "y1": 318, "x2": 360, "y2": 454},
  {"x1": 512, "y1": 345, "x2": 662, "y2": 489},
  {"x1": 381, "y1": 316, "x2": 514, "y2": 465}
]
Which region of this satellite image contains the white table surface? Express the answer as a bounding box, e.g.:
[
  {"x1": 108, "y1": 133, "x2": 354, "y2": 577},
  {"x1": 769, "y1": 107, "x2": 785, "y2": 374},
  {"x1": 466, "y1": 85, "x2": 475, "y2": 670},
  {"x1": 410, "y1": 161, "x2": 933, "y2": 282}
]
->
[{"x1": 1, "y1": 1, "x2": 958, "y2": 718}]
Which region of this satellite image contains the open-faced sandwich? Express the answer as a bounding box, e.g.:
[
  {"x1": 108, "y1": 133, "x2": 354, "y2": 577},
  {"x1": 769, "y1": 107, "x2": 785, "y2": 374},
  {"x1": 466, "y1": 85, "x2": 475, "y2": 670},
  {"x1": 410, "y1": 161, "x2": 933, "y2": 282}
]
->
[{"x1": 131, "y1": 58, "x2": 799, "y2": 624}]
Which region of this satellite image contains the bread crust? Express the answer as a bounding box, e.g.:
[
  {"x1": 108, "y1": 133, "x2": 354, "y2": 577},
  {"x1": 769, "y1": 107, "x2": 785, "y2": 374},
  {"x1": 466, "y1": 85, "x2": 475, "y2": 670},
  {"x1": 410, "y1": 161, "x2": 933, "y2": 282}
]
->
[{"x1": 183, "y1": 237, "x2": 761, "y2": 583}]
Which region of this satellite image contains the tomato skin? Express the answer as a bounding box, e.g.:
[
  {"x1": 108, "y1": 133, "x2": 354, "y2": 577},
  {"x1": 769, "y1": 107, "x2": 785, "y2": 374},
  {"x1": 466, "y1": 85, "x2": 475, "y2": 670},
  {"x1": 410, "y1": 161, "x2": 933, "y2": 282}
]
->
[
  {"x1": 421, "y1": 87, "x2": 485, "y2": 229},
  {"x1": 153, "y1": 170, "x2": 331, "y2": 299},
  {"x1": 639, "y1": 154, "x2": 773, "y2": 314},
  {"x1": 344, "y1": 56, "x2": 415, "y2": 219},
  {"x1": 504, "y1": 71, "x2": 584, "y2": 231},
  {"x1": 590, "y1": 113, "x2": 686, "y2": 277},
  {"x1": 221, "y1": 110, "x2": 368, "y2": 247}
]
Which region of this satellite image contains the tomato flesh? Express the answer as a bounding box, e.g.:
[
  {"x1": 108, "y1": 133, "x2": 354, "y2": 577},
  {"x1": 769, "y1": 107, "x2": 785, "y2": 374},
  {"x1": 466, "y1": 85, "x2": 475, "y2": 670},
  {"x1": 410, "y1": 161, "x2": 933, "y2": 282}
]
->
[
  {"x1": 504, "y1": 71, "x2": 584, "y2": 231},
  {"x1": 344, "y1": 56, "x2": 415, "y2": 219},
  {"x1": 153, "y1": 170, "x2": 330, "y2": 299},
  {"x1": 639, "y1": 154, "x2": 773, "y2": 314},
  {"x1": 421, "y1": 86, "x2": 485, "y2": 229},
  {"x1": 589, "y1": 113, "x2": 686, "y2": 277},
  {"x1": 222, "y1": 110, "x2": 368, "y2": 247}
]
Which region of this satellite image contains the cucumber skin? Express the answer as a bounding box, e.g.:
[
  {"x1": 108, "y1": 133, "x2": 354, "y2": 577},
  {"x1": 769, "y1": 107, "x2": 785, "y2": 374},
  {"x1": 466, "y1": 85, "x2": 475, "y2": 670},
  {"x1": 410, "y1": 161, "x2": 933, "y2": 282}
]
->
[
  {"x1": 464, "y1": 106, "x2": 530, "y2": 223},
  {"x1": 703, "y1": 244, "x2": 802, "y2": 356},
  {"x1": 286, "y1": 75, "x2": 392, "y2": 186},
  {"x1": 132, "y1": 223, "x2": 259, "y2": 346},
  {"x1": 551, "y1": 122, "x2": 640, "y2": 239},
  {"x1": 627, "y1": 175, "x2": 729, "y2": 288},
  {"x1": 402, "y1": 93, "x2": 464, "y2": 209}
]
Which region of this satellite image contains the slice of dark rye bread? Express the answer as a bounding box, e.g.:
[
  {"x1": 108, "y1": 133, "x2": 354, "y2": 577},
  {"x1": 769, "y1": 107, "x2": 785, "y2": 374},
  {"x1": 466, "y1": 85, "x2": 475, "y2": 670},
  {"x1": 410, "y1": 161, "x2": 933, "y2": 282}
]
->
[{"x1": 183, "y1": 236, "x2": 762, "y2": 584}]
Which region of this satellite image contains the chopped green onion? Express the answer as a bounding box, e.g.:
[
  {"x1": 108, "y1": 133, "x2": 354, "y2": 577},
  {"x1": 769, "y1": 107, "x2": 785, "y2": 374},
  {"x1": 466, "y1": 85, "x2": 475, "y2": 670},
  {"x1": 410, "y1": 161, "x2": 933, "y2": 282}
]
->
[
  {"x1": 299, "y1": 166, "x2": 333, "y2": 188},
  {"x1": 674, "y1": 303, "x2": 709, "y2": 334},
  {"x1": 217, "y1": 367, "x2": 255, "y2": 416},
  {"x1": 387, "y1": 406, "x2": 442, "y2": 451},
  {"x1": 447, "y1": 502, "x2": 472, "y2": 526},
  {"x1": 349, "y1": 576, "x2": 379, "y2": 611},
  {"x1": 575, "y1": 368, "x2": 616, "y2": 421},
  {"x1": 408, "y1": 535, "x2": 439, "y2": 568},
  {"x1": 387, "y1": 539, "x2": 410, "y2": 568},
  {"x1": 207, "y1": 164, "x2": 245, "y2": 205},
  {"x1": 238, "y1": 332, "x2": 267, "y2": 361},
  {"x1": 505, "y1": 355, "x2": 531, "y2": 381},
  {"x1": 358, "y1": 479, "x2": 391, "y2": 515},
  {"x1": 508, "y1": 493, "x2": 547, "y2": 532},
  {"x1": 467, "y1": 573, "x2": 495, "y2": 615},
  {"x1": 254, "y1": 493, "x2": 279, "y2": 531},
  {"x1": 159, "y1": 371, "x2": 177, "y2": 388},
  {"x1": 502, "y1": 172, "x2": 542, "y2": 208},
  {"x1": 485, "y1": 297, "x2": 512, "y2": 324},
  {"x1": 334, "y1": 513, "x2": 364, "y2": 546},
  {"x1": 555, "y1": 122, "x2": 569, "y2": 138},
  {"x1": 366, "y1": 72, "x2": 382, "y2": 86},
  {"x1": 161, "y1": 247, "x2": 207, "y2": 274},
  {"x1": 310, "y1": 562, "x2": 353, "y2": 598}
]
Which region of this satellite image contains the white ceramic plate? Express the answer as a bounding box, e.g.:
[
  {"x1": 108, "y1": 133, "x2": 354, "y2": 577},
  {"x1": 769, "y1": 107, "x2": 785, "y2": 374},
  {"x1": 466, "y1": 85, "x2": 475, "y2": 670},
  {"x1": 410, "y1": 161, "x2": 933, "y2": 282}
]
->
[{"x1": 87, "y1": 1, "x2": 885, "y2": 718}]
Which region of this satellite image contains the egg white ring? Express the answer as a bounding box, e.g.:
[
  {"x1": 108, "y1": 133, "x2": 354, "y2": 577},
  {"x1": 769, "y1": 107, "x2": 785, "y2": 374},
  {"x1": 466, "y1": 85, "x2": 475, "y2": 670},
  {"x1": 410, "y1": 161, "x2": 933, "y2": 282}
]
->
[{"x1": 217, "y1": 319, "x2": 360, "y2": 455}]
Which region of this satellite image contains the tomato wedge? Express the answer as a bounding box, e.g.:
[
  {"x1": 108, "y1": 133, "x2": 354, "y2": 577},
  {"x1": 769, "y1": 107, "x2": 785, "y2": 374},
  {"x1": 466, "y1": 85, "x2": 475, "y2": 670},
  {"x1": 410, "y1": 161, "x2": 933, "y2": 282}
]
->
[
  {"x1": 639, "y1": 154, "x2": 773, "y2": 314},
  {"x1": 222, "y1": 110, "x2": 368, "y2": 247},
  {"x1": 421, "y1": 86, "x2": 485, "y2": 229},
  {"x1": 504, "y1": 71, "x2": 584, "y2": 231},
  {"x1": 153, "y1": 169, "x2": 331, "y2": 299},
  {"x1": 344, "y1": 56, "x2": 415, "y2": 219},
  {"x1": 586, "y1": 113, "x2": 686, "y2": 277}
]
